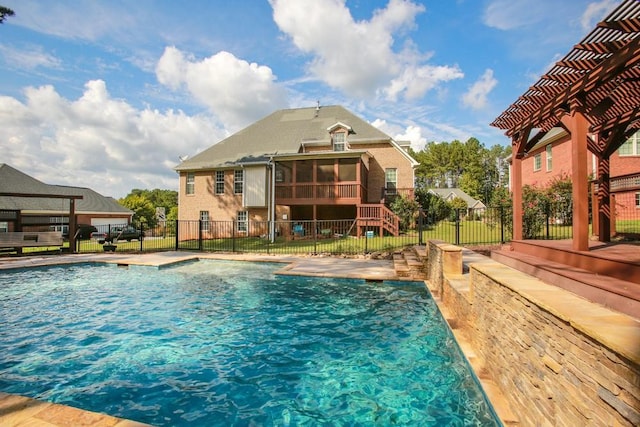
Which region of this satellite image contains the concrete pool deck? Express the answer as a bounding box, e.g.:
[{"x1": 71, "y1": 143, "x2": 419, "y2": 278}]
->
[{"x1": 0, "y1": 251, "x2": 513, "y2": 426}]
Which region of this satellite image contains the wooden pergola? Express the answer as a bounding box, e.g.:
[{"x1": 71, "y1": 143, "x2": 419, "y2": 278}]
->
[
  {"x1": 491, "y1": 0, "x2": 640, "y2": 251},
  {"x1": 0, "y1": 192, "x2": 83, "y2": 253}
]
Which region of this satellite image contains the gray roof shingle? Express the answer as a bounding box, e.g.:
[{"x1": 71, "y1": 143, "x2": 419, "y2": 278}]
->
[
  {"x1": 0, "y1": 164, "x2": 132, "y2": 214},
  {"x1": 175, "y1": 105, "x2": 393, "y2": 171}
]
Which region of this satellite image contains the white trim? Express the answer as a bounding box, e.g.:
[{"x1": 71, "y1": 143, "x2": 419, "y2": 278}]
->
[
  {"x1": 390, "y1": 140, "x2": 419, "y2": 167},
  {"x1": 326, "y1": 122, "x2": 352, "y2": 132}
]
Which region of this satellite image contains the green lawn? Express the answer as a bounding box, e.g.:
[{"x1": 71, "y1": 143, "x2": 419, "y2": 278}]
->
[{"x1": 13, "y1": 218, "x2": 638, "y2": 256}]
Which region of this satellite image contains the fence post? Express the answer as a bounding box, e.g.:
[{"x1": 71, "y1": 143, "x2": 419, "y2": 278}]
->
[
  {"x1": 232, "y1": 219, "x2": 236, "y2": 253},
  {"x1": 418, "y1": 209, "x2": 424, "y2": 245},
  {"x1": 198, "y1": 220, "x2": 203, "y2": 251},
  {"x1": 499, "y1": 207, "x2": 505, "y2": 244},
  {"x1": 175, "y1": 220, "x2": 179, "y2": 250},
  {"x1": 364, "y1": 226, "x2": 368, "y2": 254},
  {"x1": 313, "y1": 220, "x2": 317, "y2": 255},
  {"x1": 545, "y1": 201, "x2": 551, "y2": 239},
  {"x1": 140, "y1": 222, "x2": 144, "y2": 252},
  {"x1": 455, "y1": 209, "x2": 461, "y2": 246}
]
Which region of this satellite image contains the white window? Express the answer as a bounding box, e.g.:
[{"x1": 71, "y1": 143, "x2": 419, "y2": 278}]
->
[
  {"x1": 619, "y1": 131, "x2": 640, "y2": 156},
  {"x1": 237, "y1": 211, "x2": 248, "y2": 232},
  {"x1": 636, "y1": 192, "x2": 640, "y2": 208},
  {"x1": 215, "y1": 171, "x2": 225, "y2": 195},
  {"x1": 186, "y1": 173, "x2": 195, "y2": 195},
  {"x1": 200, "y1": 211, "x2": 209, "y2": 231},
  {"x1": 385, "y1": 168, "x2": 397, "y2": 194},
  {"x1": 546, "y1": 144, "x2": 552, "y2": 171},
  {"x1": 534, "y1": 153, "x2": 542, "y2": 171},
  {"x1": 49, "y1": 224, "x2": 68, "y2": 235},
  {"x1": 333, "y1": 132, "x2": 346, "y2": 152},
  {"x1": 0, "y1": 221, "x2": 9, "y2": 232},
  {"x1": 234, "y1": 170, "x2": 244, "y2": 194}
]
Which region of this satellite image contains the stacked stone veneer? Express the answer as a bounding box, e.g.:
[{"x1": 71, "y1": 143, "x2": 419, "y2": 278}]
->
[{"x1": 425, "y1": 240, "x2": 640, "y2": 426}]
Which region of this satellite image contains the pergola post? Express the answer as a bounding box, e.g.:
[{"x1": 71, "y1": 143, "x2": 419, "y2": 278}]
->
[
  {"x1": 511, "y1": 142, "x2": 523, "y2": 241},
  {"x1": 561, "y1": 108, "x2": 590, "y2": 251}
]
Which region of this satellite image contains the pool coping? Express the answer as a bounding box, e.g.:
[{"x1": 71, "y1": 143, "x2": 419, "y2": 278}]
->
[{"x1": 0, "y1": 251, "x2": 510, "y2": 426}]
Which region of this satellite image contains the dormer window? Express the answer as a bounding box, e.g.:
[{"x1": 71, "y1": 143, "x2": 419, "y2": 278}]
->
[
  {"x1": 327, "y1": 122, "x2": 352, "y2": 152},
  {"x1": 334, "y1": 132, "x2": 346, "y2": 152}
]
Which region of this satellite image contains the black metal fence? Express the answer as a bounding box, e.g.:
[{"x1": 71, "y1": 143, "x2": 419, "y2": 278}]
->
[{"x1": 73, "y1": 204, "x2": 639, "y2": 255}]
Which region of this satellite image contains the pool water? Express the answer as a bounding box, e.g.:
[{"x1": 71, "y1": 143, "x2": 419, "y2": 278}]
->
[{"x1": 0, "y1": 260, "x2": 499, "y2": 426}]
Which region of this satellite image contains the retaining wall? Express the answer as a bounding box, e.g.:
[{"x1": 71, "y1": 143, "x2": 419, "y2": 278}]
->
[{"x1": 426, "y1": 240, "x2": 640, "y2": 426}]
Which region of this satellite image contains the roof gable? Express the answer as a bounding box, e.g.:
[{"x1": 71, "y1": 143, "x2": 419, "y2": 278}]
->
[{"x1": 326, "y1": 122, "x2": 352, "y2": 133}]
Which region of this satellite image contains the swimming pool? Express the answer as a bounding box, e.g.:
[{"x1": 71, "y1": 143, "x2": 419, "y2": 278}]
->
[{"x1": 0, "y1": 260, "x2": 499, "y2": 426}]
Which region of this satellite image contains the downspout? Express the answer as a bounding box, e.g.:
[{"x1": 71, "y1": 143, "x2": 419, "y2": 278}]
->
[{"x1": 269, "y1": 156, "x2": 276, "y2": 242}]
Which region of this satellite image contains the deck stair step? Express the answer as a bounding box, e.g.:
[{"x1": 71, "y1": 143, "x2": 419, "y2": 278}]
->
[{"x1": 492, "y1": 248, "x2": 640, "y2": 319}]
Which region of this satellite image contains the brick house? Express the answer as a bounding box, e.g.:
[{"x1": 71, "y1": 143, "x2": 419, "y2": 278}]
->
[
  {"x1": 174, "y1": 105, "x2": 417, "y2": 238},
  {"x1": 509, "y1": 128, "x2": 640, "y2": 220}
]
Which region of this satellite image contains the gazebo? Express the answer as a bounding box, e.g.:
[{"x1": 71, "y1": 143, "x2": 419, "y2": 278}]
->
[{"x1": 491, "y1": 0, "x2": 640, "y2": 252}]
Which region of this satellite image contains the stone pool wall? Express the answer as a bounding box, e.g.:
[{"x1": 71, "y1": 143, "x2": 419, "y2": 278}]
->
[{"x1": 425, "y1": 240, "x2": 640, "y2": 426}]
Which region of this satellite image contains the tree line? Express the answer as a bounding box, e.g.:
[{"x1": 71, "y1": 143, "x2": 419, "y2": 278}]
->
[{"x1": 409, "y1": 137, "x2": 511, "y2": 205}]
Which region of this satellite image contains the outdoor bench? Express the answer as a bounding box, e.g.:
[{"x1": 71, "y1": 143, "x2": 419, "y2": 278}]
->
[{"x1": 0, "y1": 231, "x2": 64, "y2": 254}]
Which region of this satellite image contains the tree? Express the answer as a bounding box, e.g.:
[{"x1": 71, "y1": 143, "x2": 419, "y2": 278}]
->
[
  {"x1": 119, "y1": 194, "x2": 156, "y2": 227},
  {"x1": 0, "y1": 6, "x2": 14, "y2": 24},
  {"x1": 448, "y1": 197, "x2": 469, "y2": 221},
  {"x1": 415, "y1": 188, "x2": 451, "y2": 224}
]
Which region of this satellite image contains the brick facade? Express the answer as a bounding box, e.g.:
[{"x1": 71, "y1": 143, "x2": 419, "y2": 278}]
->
[{"x1": 516, "y1": 133, "x2": 640, "y2": 220}]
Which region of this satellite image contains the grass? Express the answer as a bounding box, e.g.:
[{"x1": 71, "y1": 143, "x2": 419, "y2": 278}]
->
[{"x1": 10, "y1": 218, "x2": 639, "y2": 256}]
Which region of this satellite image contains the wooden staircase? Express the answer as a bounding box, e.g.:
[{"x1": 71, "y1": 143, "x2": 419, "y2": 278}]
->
[
  {"x1": 393, "y1": 245, "x2": 427, "y2": 280},
  {"x1": 357, "y1": 204, "x2": 400, "y2": 236}
]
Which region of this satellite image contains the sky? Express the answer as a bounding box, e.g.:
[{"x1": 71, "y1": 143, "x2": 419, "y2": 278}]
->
[{"x1": 0, "y1": 0, "x2": 619, "y2": 199}]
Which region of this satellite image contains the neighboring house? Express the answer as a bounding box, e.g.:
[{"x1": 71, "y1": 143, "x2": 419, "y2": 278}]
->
[
  {"x1": 175, "y1": 105, "x2": 418, "y2": 238},
  {"x1": 0, "y1": 163, "x2": 133, "y2": 235},
  {"x1": 427, "y1": 188, "x2": 486, "y2": 216},
  {"x1": 508, "y1": 128, "x2": 640, "y2": 220}
]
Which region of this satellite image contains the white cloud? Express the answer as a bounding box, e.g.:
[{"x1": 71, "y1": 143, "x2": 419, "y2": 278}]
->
[
  {"x1": 462, "y1": 69, "x2": 497, "y2": 110},
  {"x1": 156, "y1": 46, "x2": 288, "y2": 131},
  {"x1": 371, "y1": 118, "x2": 427, "y2": 151},
  {"x1": 581, "y1": 0, "x2": 618, "y2": 30},
  {"x1": 0, "y1": 80, "x2": 223, "y2": 198},
  {"x1": 10, "y1": 1, "x2": 144, "y2": 42},
  {"x1": 0, "y1": 44, "x2": 62, "y2": 70},
  {"x1": 385, "y1": 64, "x2": 464, "y2": 101},
  {"x1": 271, "y1": 0, "x2": 462, "y2": 101},
  {"x1": 482, "y1": 0, "x2": 545, "y2": 30}
]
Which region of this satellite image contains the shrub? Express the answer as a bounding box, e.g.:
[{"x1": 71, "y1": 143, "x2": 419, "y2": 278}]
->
[{"x1": 390, "y1": 195, "x2": 420, "y2": 231}]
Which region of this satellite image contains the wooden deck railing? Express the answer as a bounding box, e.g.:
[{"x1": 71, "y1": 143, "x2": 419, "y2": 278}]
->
[
  {"x1": 357, "y1": 204, "x2": 399, "y2": 236},
  {"x1": 275, "y1": 182, "x2": 364, "y2": 203},
  {"x1": 610, "y1": 173, "x2": 640, "y2": 193}
]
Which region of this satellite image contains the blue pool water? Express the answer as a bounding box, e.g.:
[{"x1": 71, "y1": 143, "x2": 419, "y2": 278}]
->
[{"x1": 0, "y1": 260, "x2": 499, "y2": 426}]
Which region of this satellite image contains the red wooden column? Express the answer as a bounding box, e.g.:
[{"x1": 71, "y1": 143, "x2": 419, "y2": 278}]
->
[
  {"x1": 511, "y1": 142, "x2": 523, "y2": 241},
  {"x1": 562, "y1": 108, "x2": 590, "y2": 251}
]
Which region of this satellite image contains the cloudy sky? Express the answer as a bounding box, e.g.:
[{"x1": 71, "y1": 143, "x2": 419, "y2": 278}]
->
[{"x1": 0, "y1": 0, "x2": 617, "y2": 198}]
